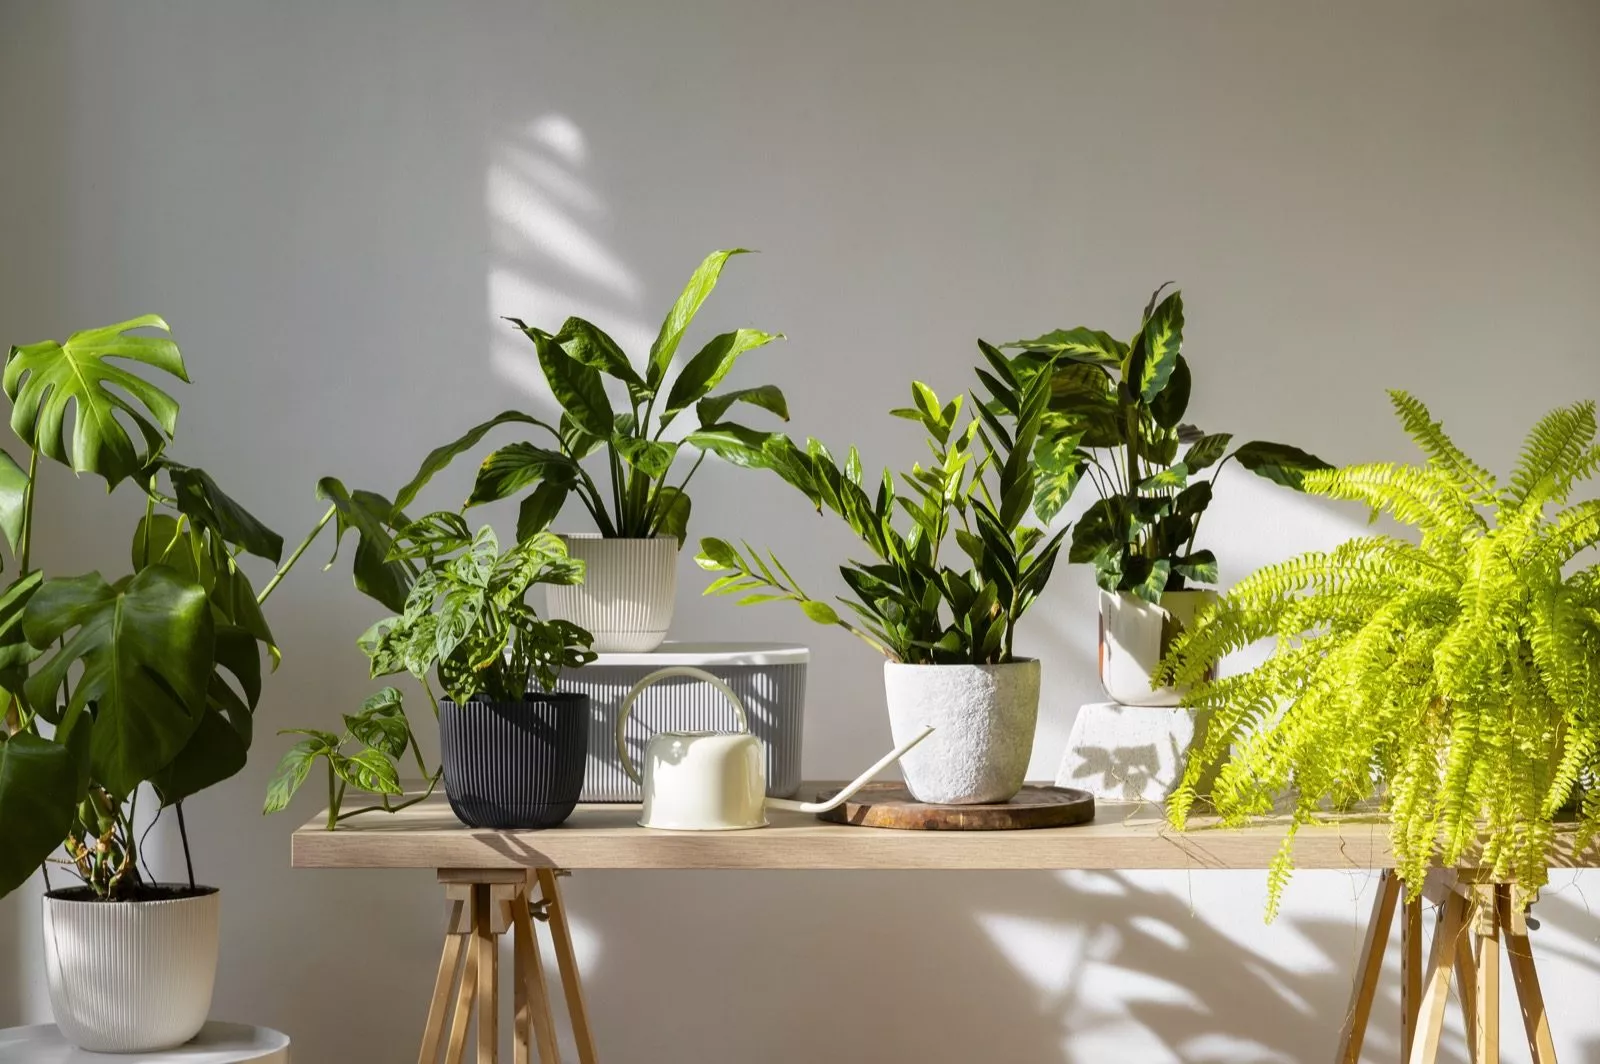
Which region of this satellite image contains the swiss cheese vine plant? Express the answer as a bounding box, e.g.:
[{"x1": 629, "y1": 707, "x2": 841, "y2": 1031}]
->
[
  {"x1": 264, "y1": 516, "x2": 594, "y2": 829},
  {"x1": 1161, "y1": 392, "x2": 1600, "y2": 916},
  {"x1": 0, "y1": 316, "x2": 308, "y2": 900},
  {"x1": 695, "y1": 344, "x2": 1069, "y2": 664}
]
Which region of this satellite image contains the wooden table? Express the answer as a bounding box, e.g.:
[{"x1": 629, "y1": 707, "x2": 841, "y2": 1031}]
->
[{"x1": 293, "y1": 791, "x2": 1593, "y2": 1064}]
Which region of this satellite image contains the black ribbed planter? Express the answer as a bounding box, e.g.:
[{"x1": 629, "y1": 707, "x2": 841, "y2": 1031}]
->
[{"x1": 439, "y1": 693, "x2": 590, "y2": 829}]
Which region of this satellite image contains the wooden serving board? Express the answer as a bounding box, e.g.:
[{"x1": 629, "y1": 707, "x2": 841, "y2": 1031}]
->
[{"x1": 813, "y1": 783, "x2": 1095, "y2": 831}]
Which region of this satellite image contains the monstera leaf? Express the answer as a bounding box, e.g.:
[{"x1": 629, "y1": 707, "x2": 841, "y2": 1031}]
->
[
  {"x1": 4, "y1": 315, "x2": 188, "y2": 487},
  {"x1": 23, "y1": 567, "x2": 214, "y2": 798},
  {"x1": 0, "y1": 729, "x2": 88, "y2": 899}
]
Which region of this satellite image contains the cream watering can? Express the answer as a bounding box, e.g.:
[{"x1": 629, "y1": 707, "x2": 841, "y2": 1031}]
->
[{"x1": 616, "y1": 666, "x2": 934, "y2": 830}]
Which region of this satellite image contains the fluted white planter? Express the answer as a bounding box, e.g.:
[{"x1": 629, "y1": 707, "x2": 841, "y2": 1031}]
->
[
  {"x1": 546, "y1": 534, "x2": 678, "y2": 653},
  {"x1": 1098, "y1": 589, "x2": 1219, "y2": 706},
  {"x1": 43, "y1": 887, "x2": 220, "y2": 1053},
  {"x1": 883, "y1": 660, "x2": 1040, "y2": 804}
]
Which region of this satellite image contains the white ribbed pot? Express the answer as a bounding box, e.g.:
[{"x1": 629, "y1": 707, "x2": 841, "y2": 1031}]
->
[
  {"x1": 546, "y1": 534, "x2": 678, "y2": 653},
  {"x1": 1098, "y1": 589, "x2": 1219, "y2": 707},
  {"x1": 43, "y1": 886, "x2": 220, "y2": 1053},
  {"x1": 883, "y1": 659, "x2": 1040, "y2": 804}
]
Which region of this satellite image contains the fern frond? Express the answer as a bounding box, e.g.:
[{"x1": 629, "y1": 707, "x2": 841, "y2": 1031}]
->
[
  {"x1": 1389, "y1": 390, "x2": 1499, "y2": 505},
  {"x1": 1503, "y1": 400, "x2": 1597, "y2": 513},
  {"x1": 1305, "y1": 463, "x2": 1478, "y2": 539}
]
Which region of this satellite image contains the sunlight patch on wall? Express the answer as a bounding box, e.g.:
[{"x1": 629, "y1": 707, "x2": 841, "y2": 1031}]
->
[{"x1": 486, "y1": 113, "x2": 649, "y2": 401}]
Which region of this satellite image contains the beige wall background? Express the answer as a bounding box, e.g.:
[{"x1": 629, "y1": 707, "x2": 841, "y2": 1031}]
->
[{"x1": 2, "y1": 2, "x2": 1599, "y2": 1061}]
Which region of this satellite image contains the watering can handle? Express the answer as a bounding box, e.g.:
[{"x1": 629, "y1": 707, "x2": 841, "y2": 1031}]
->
[{"x1": 614, "y1": 666, "x2": 751, "y2": 785}]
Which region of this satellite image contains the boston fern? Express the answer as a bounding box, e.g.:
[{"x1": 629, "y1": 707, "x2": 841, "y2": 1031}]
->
[
  {"x1": 697, "y1": 348, "x2": 1069, "y2": 665},
  {"x1": 1162, "y1": 392, "x2": 1600, "y2": 914},
  {"x1": 1006, "y1": 286, "x2": 1327, "y2": 601}
]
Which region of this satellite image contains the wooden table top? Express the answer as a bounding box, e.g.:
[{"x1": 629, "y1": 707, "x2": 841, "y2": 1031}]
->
[{"x1": 289, "y1": 787, "x2": 1600, "y2": 872}]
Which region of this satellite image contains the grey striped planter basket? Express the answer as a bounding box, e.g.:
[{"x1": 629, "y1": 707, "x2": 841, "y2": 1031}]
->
[
  {"x1": 557, "y1": 643, "x2": 808, "y2": 801},
  {"x1": 439, "y1": 693, "x2": 590, "y2": 829}
]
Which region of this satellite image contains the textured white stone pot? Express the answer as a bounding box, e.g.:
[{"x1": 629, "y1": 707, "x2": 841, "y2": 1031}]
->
[
  {"x1": 1098, "y1": 589, "x2": 1219, "y2": 707},
  {"x1": 43, "y1": 886, "x2": 220, "y2": 1053},
  {"x1": 1057, "y1": 701, "x2": 1219, "y2": 803},
  {"x1": 546, "y1": 534, "x2": 678, "y2": 653},
  {"x1": 883, "y1": 659, "x2": 1040, "y2": 804}
]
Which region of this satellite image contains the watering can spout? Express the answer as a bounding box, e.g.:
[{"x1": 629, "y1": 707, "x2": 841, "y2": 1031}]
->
[{"x1": 767, "y1": 725, "x2": 936, "y2": 816}]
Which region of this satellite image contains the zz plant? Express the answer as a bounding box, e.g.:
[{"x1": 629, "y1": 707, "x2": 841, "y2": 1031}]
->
[
  {"x1": 1162, "y1": 392, "x2": 1600, "y2": 914},
  {"x1": 0, "y1": 316, "x2": 305, "y2": 900},
  {"x1": 1006, "y1": 286, "x2": 1326, "y2": 600},
  {"x1": 264, "y1": 516, "x2": 594, "y2": 828},
  {"x1": 696, "y1": 347, "x2": 1068, "y2": 664}
]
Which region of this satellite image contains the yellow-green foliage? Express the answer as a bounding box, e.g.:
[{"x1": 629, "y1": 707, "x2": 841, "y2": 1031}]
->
[{"x1": 1163, "y1": 392, "x2": 1600, "y2": 917}]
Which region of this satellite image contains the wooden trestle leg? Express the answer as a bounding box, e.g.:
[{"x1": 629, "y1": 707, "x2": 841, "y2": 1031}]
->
[
  {"x1": 1336, "y1": 869, "x2": 1559, "y2": 1064},
  {"x1": 418, "y1": 869, "x2": 600, "y2": 1064}
]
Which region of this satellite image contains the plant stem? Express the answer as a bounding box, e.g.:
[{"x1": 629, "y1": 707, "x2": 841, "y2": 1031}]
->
[
  {"x1": 18, "y1": 449, "x2": 38, "y2": 574},
  {"x1": 334, "y1": 771, "x2": 443, "y2": 823},
  {"x1": 325, "y1": 761, "x2": 338, "y2": 831},
  {"x1": 174, "y1": 800, "x2": 196, "y2": 889},
  {"x1": 257, "y1": 504, "x2": 336, "y2": 605}
]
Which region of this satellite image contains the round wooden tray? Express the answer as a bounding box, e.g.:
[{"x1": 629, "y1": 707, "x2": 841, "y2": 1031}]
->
[{"x1": 813, "y1": 783, "x2": 1095, "y2": 830}]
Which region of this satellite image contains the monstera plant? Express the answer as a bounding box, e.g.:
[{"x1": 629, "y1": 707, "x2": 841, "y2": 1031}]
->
[{"x1": 0, "y1": 316, "x2": 312, "y2": 1053}]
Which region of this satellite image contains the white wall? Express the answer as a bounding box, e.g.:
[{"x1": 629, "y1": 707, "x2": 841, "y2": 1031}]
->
[{"x1": 3, "y1": 2, "x2": 1599, "y2": 1060}]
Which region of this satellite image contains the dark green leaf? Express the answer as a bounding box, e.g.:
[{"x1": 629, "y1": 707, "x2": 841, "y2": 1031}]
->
[
  {"x1": 661, "y1": 329, "x2": 782, "y2": 425},
  {"x1": 160, "y1": 460, "x2": 284, "y2": 563},
  {"x1": 517, "y1": 481, "x2": 569, "y2": 539},
  {"x1": 0, "y1": 731, "x2": 86, "y2": 898},
  {"x1": 466, "y1": 443, "x2": 575, "y2": 507},
  {"x1": 556, "y1": 317, "x2": 648, "y2": 405},
  {"x1": 651, "y1": 486, "x2": 692, "y2": 547},
  {"x1": 1183, "y1": 433, "x2": 1234, "y2": 473},
  {"x1": 150, "y1": 703, "x2": 248, "y2": 806},
  {"x1": 525, "y1": 327, "x2": 613, "y2": 437},
  {"x1": 393, "y1": 410, "x2": 544, "y2": 513},
  {"x1": 647, "y1": 248, "x2": 751, "y2": 389},
  {"x1": 24, "y1": 568, "x2": 213, "y2": 798},
  {"x1": 1149, "y1": 354, "x2": 1190, "y2": 429},
  {"x1": 614, "y1": 437, "x2": 679, "y2": 480},
  {"x1": 1232, "y1": 440, "x2": 1332, "y2": 489},
  {"x1": 1173, "y1": 550, "x2": 1219, "y2": 585},
  {"x1": 1135, "y1": 291, "x2": 1184, "y2": 404},
  {"x1": 684, "y1": 423, "x2": 782, "y2": 468},
  {"x1": 696, "y1": 385, "x2": 789, "y2": 427},
  {"x1": 316, "y1": 478, "x2": 412, "y2": 613},
  {"x1": 4, "y1": 315, "x2": 187, "y2": 486}
]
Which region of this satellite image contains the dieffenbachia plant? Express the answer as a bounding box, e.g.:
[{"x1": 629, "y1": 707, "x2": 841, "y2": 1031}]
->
[
  {"x1": 696, "y1": 346, "x2": 1070, "y2": 665},
  {"x1": 1161, "y1": 393, "x2": 1600, "y2": 916},
  {"x1": 0, "y1": 316, "x2": 309, "y2": 900},
  {"x1": 1005, "y1": 286, "x2": 1328, "y2": 601}
]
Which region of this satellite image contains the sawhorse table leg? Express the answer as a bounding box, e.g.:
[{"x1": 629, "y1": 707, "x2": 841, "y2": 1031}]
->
[
  {"x1": 418, "y1": 868, "x2": 599, "y2": 1064},
  {"x1": 1335, "y1": 870, "x2": 1558, "y2": 1064}
]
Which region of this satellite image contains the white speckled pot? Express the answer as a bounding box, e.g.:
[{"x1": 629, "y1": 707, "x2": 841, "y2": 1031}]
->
[
  {"x1": 43, "y1": 887, "x2": 220, "y2": 1053},
  {"x1": 545, "y1": 534, "x2": 678, "y2": 653},
  {"x1": 883, "y1": 660, "x2": 1040, "y2": 804}
]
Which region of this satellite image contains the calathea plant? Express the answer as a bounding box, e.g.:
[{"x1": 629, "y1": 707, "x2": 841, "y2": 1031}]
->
[
  {"x1": 264, "y1": 516, "x2": 595, "y2": 828},
  {"x1": 0, "y1": 316, "x2": 306, "y2": 901},
  {"x1": 1162, "y1": 393, "x2": 1600, "y2": 915},
  {"x1": 696, "y1": 348, "x2": 1068, "y2": 665},
  {"x1": 1005, "y1": 286, "x2": 1327, "y2": 600}
]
